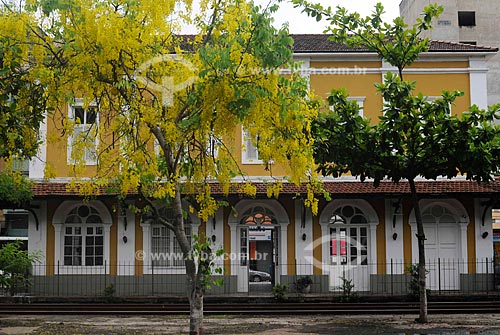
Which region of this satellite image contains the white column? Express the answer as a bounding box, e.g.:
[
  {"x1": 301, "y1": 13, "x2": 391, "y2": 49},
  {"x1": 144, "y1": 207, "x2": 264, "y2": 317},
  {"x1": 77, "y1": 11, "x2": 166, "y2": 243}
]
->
[
  {"x1": 474, "y1": 198, "x2": 492, "y2": 269},
  {"x1": 230, "y1": 225, "x2": 238, "y2": 276},
  {"x1": 295, "y1": 199, "x2": 313, "y2": 275},
  {"x1": 459, "y1": 222, "x2": 469, "y2": 274},
  {"x1": 29, "y1": 112, "x2": 48, "y2": 179},
  {"x1": 141, "y1": 223, "x2": 151, "y2": 273},
  {"x1": 280, "y1": 226, "x2": 288, "y2": 276},
  {"x1": 320, "y1": 223, "x2": 329, "y2": 275},
  {"x1": 469, "y1": 57, "x2": 488, "y2": 110},
  {"x1": 369, "y1": 223, "x2": 378, "y2": 275},
  {"x1": 385, "y1": 199, "x2": 404, "y2": 273},
  {"x1": 117, "y1": 206, "x2": 136, "y2": 275},
  {"x1": 103, "y1": 225, "x2": 111, "y2": 274},
  {"x1": 53, "y1": 224, "x2": 63, "y2": 273}
]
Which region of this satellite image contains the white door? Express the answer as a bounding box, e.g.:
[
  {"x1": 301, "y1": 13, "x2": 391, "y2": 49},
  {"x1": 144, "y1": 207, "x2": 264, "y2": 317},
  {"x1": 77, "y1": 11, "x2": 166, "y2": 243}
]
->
[
  {"x1": 237, "y1": 227, "x2": 249, "y2": 292},
  {"x1": 329, "y1": 226, "x2": 369, "y2": 291},
  {"x1": 423, "y1": 206, "x2": 459, "y2": 290}
]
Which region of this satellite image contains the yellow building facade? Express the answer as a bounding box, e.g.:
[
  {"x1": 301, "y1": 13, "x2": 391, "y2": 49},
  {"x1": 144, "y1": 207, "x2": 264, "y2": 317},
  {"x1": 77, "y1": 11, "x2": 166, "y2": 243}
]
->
[{"x1": 3, "y1": 35, "x2": 500, "y2": 296}]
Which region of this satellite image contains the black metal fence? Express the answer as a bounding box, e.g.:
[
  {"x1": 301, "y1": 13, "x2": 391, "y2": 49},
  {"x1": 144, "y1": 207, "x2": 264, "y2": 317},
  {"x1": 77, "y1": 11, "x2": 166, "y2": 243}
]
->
[{"x1": 1, "y1": 258, "x2": 498, "y2": 298}]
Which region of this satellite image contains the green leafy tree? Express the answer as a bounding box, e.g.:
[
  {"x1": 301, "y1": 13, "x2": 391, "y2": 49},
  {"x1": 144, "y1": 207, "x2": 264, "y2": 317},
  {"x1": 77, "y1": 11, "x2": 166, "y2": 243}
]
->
[
  {"x1": 294, "y1": 1, "x2": 500, "y2": 322},
  {"x1": 0, "y1": 240, "x2": 40, "y2": 295}
]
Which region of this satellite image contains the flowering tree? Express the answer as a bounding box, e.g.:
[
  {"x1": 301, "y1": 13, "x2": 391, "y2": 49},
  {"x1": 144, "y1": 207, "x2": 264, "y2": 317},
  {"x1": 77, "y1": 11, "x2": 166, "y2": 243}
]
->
[{"x1": 9, "y1": 0, "x2": 318, "y2": 332}]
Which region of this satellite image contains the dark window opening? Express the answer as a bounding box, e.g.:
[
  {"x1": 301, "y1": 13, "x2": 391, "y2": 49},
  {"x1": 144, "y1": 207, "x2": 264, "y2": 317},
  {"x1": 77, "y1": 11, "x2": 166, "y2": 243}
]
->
[{"x1": 458, "y1": 11, "x2": 476, "y2": 27}]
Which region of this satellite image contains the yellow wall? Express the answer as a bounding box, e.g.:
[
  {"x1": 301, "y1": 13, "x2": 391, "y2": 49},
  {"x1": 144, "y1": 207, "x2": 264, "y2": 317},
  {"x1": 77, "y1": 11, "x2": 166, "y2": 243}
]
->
[
  {"x1": 310, "y1": 73, "x2": 384, "y2": 124},
  {"x1": 281, "y1": 199, "x2": 296, "y2": 275},
  {"x1": 43, "y1": 58, "x2": 475, "y2": 179},
  {"x1": 134, "y1": 213, "x2": 143, "y2": 275},
  {"x1": 372, "y1": 199, "x2": 386, "y2": 274}
]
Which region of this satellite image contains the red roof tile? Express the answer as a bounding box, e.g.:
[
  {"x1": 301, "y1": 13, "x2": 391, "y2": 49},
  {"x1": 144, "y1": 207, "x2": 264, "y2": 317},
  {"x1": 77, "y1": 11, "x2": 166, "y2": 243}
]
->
[
  {"x1": 31, "y1": 179, "x2": 500, "y2": 197},
  {"x1": 291, "y1": 34, "x2": 498, "y2": 53}
]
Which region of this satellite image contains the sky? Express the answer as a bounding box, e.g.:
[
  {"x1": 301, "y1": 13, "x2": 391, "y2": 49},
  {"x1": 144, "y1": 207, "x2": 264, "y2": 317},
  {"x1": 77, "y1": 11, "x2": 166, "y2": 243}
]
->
[
  {"x1": 254, "y1": 0, "x2": 402, "y2": 34},
  {"x1": 181, "y1": 1, "x2": 402, "y2": 34}
]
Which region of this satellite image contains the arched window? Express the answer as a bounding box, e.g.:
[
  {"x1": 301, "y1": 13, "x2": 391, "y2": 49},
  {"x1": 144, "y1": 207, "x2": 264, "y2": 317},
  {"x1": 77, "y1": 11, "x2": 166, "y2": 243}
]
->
[
  {"x1": 329, "y1": 205, "x2": 368, "y2": 266},
  {"x1": 63, "y1": 205, "x2": 104, "y2": 266},
  {"x1": 151, "y1": 207, "x2": 192, "y2": 267}
]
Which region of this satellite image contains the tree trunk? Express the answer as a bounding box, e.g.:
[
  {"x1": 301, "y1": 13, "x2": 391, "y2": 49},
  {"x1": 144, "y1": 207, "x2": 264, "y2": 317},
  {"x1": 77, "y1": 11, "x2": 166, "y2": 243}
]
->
[
  {"x1": 189, "y1": 283, "x2": 204, "y2": 335},
  {"x1": 170, "y1": 185, "x2": 205, "y2": 334},
  {"x1": 409, "y1": 178, "x2": 428, "y2": 323}
]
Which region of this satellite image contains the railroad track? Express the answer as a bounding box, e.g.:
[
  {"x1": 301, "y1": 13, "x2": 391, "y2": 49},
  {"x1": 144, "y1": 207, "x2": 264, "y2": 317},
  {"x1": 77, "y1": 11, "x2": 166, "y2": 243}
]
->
[{"x1": 0, "y1": 302, "x2": 499, "y2": 315}]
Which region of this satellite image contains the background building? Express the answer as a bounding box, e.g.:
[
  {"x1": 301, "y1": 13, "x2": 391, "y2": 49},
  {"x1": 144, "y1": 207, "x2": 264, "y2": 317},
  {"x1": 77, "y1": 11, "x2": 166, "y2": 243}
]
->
[{"x1": 400, "y1": 0, "x2": 500, "y2": 106}]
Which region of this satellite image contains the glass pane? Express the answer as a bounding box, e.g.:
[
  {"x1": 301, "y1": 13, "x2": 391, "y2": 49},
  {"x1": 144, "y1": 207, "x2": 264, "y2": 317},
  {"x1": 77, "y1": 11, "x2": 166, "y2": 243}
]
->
[
  {"x1": 86, "y1": 246, "x2": 94, "y2": 256},
  {"x1": 64, "y1": 246, "x2": 72, "y2": 255},
  {"x1": 65, "y1": 215, "x2": 81, "y2": 224},
  {"x1": 95, "y1": 257, "x2": 103, "y2": 266},
  {"x1": 65, "y1": 227, "x2": 72, "y2": 234},
  {"x1": 78, "y1": 205, "x2": 90, "y2": 218},
  {"x1": 74, "y1": 227, "x2": 81, "y2": 235},
  {"x1": 351, "y1": 215, "x2": 367, "y2": 224},
  {"x1": 64, "y1": 257, "x2": 73, "y2": 266},
  {"x1": 342, "y1": 206, "x2": 354, "y2": 218},
  {"x1": 73, "y1": 256, "x2": 82, "y2": 266},
  {"x1": 74, "y1": 106, "x2": 85, "y2": 123},
  {"x1": 87, "y1": 215, "x2": 102, "y2": 224},
  {"x1": 340, "y1": 229, "x2": 347, "y2": 256},
  {"x1": 86, "y1": 109, "x2": 97, "y2": 124},
  {"x1": 86, "y1": 236, "x2": 94, "y2": 246},
  {"x1": 95, "y1": 247, "x2": 103, "y2": 256},
  {"x1": 95, "y1": 227, "x2": 103, "y2": 235},
  {"x1": 95, "y1": 236, "x2": 103, "y2": 245},
  {"x1": 85, "y1": 257, "x2": 94, "y2": 266},
  {"x1": 64, "y1": 236, "x2": 73, "y2": 245},
  {"x1": 87, "y1": 227, "x2": 94, "y2": 235}
]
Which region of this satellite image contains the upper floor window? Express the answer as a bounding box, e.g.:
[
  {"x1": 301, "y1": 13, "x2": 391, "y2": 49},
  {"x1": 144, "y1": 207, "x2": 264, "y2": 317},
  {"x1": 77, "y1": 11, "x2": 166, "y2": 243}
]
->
[
  {"x1": 11, "y1": 157, "x2": 29, "y2": 176},
  {"x1": 458, "y1": 11, "x2": 476, "y2": 27},
  {"x1": 68, "y1": 99, "x2": 98, "y2": 165},
  {"x1": 242, "y1": 129, "x2": 262, "y2": 164}
]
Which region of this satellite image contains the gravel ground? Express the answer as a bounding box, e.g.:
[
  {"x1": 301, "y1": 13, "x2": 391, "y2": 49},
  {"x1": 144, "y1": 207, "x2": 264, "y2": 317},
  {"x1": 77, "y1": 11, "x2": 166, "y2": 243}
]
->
[{"x1": 1, "y1": 314, "x2": 500, "y2": 334}]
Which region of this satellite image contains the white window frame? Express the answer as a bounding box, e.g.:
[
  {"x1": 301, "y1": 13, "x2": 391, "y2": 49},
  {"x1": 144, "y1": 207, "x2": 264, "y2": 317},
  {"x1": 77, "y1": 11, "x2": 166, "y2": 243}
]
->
[
  {"x1": 242, "y1": 128, "x2": 262, "y2": 164},
  {"x1": 151, "y1": 224, "x2": 192, "y2": 268},
  {"x1": 67, "y1": 99, "x2": 98, "y2": 165},
  {"x1": 329, "y1": 96, "x2": 365, "y2": 117},
  {"x1": 52, "y1": 201, "x2": 112, "y2": 275},
  {"x1": 141, "y1": 203, "x2": 200, "y2": 274},
  {"x1": 63, "y1": 224, "x2": 104, "y2": 267}
]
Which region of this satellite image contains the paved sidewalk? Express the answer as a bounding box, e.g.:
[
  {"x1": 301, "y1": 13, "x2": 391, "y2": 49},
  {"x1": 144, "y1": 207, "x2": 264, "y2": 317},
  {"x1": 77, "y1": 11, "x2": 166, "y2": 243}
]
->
[{"x1": 1, "y1": 313, "x2": 500, "y2": 334}]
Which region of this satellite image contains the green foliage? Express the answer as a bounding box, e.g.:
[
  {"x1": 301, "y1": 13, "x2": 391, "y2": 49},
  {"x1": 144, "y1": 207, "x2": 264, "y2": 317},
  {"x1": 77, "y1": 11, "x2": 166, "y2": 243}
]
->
[
  {"x1": 272, "y1": 283, "x2": 288, "y2": 302},
  {"x1": 190, "y1": 234, "x2": 225, "y2": 291},
  {"x1": 0, "y1": 172, "x2": 33, "y2": 205},
  {"x1": 0, "y1": 241, "x2": 40, "y2": 295},
  {"x1": 337, "y1": 275, "x2": 358, "y2": 303},
  {"x1": 406, "y1": 264, "x2": 430, "y2": 300},
  {"x1": 294, "y1": 275, "x2": 313, "y2": 293},
  {"x1": 103, "y1": 283, "x2": 117, "y2": 303}
]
